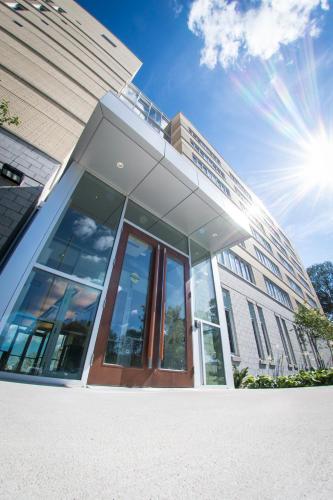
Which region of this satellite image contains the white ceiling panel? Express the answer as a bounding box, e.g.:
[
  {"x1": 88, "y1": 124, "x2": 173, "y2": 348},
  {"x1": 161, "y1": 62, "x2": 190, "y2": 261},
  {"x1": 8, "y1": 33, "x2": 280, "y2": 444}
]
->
[
  {"x1": 163, "y1": 193, "x2": 217, "y2": 235},
  {"x1": 131, "y1": 163, "x2": 192, "y2": 218},
  {"x1": 79, "y1": 119, "x2": 161, "y2": 195}
]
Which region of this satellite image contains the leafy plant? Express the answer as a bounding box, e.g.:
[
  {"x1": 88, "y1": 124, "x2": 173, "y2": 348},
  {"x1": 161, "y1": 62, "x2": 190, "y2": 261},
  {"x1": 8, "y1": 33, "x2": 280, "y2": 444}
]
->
[
  {"x1": 294, "y1": 303, "x2": 333, "y2": 342},
  {"x1": 307, "y1": 261, "x2": 333, "y2": 320},
  {"x1": 243, "y1": 368, "x2": 333, "y2": 389},
  {"x1": 233, "y1": 366, "x2": 249, "y2": 388},
  {"x1": 0, "y1": 99, "x2": 20, "y2": 127}
]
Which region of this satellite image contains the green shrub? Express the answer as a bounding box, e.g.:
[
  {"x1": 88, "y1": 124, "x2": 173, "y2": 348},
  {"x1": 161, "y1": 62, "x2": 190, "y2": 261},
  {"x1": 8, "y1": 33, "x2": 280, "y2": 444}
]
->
[
  {"x1": 243, "y1": 368, "x2": 333, "y2": 389},
  {"x1": 233, "y1": 367, "x2": 249, "y2": 388}
]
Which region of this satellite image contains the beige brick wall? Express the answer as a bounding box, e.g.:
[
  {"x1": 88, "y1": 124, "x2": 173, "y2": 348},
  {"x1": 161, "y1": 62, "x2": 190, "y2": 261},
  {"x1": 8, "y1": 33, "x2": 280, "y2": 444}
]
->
[{"x1": 0, "y1": 0, "x2": 141, "y2": 161}]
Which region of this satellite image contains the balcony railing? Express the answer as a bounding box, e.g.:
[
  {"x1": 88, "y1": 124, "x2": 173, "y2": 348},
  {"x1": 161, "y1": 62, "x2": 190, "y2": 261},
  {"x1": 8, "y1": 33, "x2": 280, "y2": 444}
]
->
[{"x1": 120, "y1": 83, "x2": 171, "y2": 142}]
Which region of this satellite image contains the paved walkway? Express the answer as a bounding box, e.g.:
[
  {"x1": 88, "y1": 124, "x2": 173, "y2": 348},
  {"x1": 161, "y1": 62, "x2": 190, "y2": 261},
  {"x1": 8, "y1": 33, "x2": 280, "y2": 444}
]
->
[{"x1": 0, "y1": 381, "x2": 332, "y2": 500}]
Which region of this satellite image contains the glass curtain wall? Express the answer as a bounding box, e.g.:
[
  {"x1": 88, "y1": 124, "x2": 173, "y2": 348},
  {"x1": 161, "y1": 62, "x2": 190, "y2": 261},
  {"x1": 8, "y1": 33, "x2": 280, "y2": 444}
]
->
[{"x1": 0, "y1": 172, "x2": 125, "y2": 380}]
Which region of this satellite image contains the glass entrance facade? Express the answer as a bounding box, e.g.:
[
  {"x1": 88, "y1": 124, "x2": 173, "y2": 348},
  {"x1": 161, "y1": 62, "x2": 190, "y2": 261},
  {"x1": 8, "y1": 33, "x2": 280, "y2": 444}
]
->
[
  {"x1": 0, "y1": 168, "x2": 229, "y2": 386},
  {"x1": 0, "y1": 172, "x2": 125, "y2": 380}
]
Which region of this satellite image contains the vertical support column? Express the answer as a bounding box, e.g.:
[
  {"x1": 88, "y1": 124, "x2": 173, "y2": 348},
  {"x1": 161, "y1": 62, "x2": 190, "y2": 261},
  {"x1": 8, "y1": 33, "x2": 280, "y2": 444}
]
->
[{"x1": 211, "y1": 254, "x2": 234, "y2": 389}]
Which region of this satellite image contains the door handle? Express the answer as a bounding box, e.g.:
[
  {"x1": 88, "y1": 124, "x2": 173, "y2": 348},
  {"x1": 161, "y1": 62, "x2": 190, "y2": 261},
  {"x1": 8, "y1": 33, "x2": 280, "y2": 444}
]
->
[{"x1": 147, "y1": 244, "x2": 160, "y2": 369}]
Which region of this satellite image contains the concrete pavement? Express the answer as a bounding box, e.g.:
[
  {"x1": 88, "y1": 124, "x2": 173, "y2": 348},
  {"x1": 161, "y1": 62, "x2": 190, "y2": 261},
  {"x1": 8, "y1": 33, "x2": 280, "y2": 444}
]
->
[{"x1": 0, "y1": 381, "x2": 332, "y2": 500}]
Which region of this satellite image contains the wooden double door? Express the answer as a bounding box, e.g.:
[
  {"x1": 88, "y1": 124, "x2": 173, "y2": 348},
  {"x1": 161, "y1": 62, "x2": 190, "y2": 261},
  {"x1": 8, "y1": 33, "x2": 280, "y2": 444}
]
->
[{"x1": 88, "y1": 224, "x2": 193, "y2": 387}]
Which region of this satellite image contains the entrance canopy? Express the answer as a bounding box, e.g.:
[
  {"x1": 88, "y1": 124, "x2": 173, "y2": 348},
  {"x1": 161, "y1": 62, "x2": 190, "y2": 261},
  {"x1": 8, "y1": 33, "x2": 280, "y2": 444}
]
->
[{"x1": 70, "y1": 92, "x2": 250, "y2": 253}]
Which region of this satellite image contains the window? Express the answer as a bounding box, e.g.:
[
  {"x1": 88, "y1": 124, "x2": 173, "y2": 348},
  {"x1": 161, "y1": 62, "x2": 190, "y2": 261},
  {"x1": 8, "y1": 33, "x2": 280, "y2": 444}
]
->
[
  {"x1": 290, "y1": 256, "x2": 303, "y2": 274},
  {"x1": 0, "y1": 269, "x2": 100, "y2": 379},
  {"x1": 271, "y1": 235, "x2": 287, "y2": 256},
  {"x1": 287, "y1": 276, "x2": 304, "y2": 298},
  {"x1": 222, "y1": 289, "x2": 238, "y2": 355},
  {"x1": 188, "y1": 128, "x2": 221, "y2": 166},
  {"x1": 190, "y1": 139, "x2": 226, "y2": 180},
  {"x1": 277, "y1": 252, "x2": 295, "y2": 276},
  {"x1": 298, "y1": 274, "x2": 311, "y2": 292},
  {"x1": 5, "y1": 2, "x2": 27, "y2": 10},
  {"x1": 218, "y1": 249, "x2": 255, "y2": 283},
  {"x1": 251, "y1": 226, "x2": 273, "y2": 254},
  {"x1": 294, "y1": 325, "x2": 311, "y2": 370},
  {"x1": 101, "y1": 33, "x2": 117, "y2": 48},
  {"x1": 192, "y1": 154, "x2": 230, "y2": 197},
  {"x1": 257, "y1": 306, "x2": 273, "y2": 360},
  {"x1": 248, "y1": 302, "x2": 265, "y2": 360},
  {"x1": 265, "y1": 277, "x2": 292, "y2": 309},
  {"x1": 190, "y1": 241, "x2": 219, "y2": 325},
  {"x1": 37, "y1": 173, "x2": 125, "y2": 286},
  {"x1": 275, "y1": 316, "x2": 293, "y2": 365},
  {"x1": 229, "y1": 172, "x2": 252, "y2": 201},
  {"x1": 306, "y1": 294, "x2": 317, "y2": 308},
  {"x1": 31, "y1": 3, "x2": 49, "y2": 11},
  {"x1": 255, "y1": 246, "x2": 281, "y2": 278},
  {"x1": 51, "y1": 5, "x2": 66, "y2": 13},
  {"x1": 280, "y1": 318, "x2": 297, "y2": 365}
]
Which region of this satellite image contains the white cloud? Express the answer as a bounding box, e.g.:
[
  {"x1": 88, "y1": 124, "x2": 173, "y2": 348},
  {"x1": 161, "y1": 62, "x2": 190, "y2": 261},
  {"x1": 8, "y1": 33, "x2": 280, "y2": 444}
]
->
[
  {"x1": 93, "y1": 235, "x2": 114, "y2": 251},
  {"x1": 171, "y1": 0, "x2": 184, "y2": 17},
  {"x1": 81, "y1": 254, "x2": 107, "y2": 263},
  {"x1": 188, "y1": 0, "x2": 329, "y2": 69},
  {"x1": 73, "y1": 216, "x2": 97, "y2": 239}
]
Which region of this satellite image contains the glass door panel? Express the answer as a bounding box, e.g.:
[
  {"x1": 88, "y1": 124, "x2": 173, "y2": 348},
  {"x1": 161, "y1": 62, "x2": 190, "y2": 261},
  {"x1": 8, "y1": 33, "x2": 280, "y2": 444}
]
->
[
  {"x1": 161, "y1": 256, "x2": 186, "y2": 371},
  {"x1": 89, "y1": 224, "x2": 193, "y2": 388},
  {"x1": 105, "y1": 235, "x2": 153, "y2": 368},
  {"x1": 202, "y1": 323, "x2": 226, "y2": 385}
]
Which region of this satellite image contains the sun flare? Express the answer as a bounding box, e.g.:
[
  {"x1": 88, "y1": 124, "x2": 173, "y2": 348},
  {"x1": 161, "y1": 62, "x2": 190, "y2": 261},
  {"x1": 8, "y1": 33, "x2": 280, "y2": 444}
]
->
[{"x1": 296, "y1": 132, "x2": 333, "y2": 191}]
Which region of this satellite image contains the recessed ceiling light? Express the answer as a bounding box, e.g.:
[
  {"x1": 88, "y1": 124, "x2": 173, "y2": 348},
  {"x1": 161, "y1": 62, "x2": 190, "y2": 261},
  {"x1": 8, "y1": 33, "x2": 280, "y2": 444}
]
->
[
  {"x1": 116, "y1": 161, "x2": 124, "y2": 169},
  {"x1": 212, "y1": 233, "x2": 218, "y2": 237}
]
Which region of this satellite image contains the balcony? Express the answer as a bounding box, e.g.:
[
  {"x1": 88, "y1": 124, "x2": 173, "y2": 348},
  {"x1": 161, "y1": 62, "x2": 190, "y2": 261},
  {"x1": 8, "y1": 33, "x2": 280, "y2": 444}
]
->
[{"x1": 120, "y1": 83, "x2": 171, "y2": 142}]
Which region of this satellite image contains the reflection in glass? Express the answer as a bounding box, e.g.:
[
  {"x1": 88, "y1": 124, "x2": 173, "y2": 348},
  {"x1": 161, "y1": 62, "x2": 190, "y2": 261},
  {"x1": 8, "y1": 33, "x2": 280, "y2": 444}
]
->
[
  {"x1": 190, "y1": 240, "x2": 219, "y2": 324},
  {"x1": 0, "y1": 269, "x2": 100, "y2": 379},
  {"x1": 162, "y1": 257, "x2": 186, "y2": 371},
  {"x1": 125, "y1": 200, "x2": 189, "y2": 254},
  {"x1": 202, "y1": 324, "x2": 225, "y2": 385},
  {"x1": 38, "y1": 173, "x2": 125, "y2": 285},
  {"x1": 105, "y1": 236, "x2": 153, "y2": 367}
]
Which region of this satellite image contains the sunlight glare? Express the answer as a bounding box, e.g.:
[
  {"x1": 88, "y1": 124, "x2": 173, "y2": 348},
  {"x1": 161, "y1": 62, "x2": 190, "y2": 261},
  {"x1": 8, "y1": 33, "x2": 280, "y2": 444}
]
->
[{"x1": 298, "y1": 133, "x2": 333, "y2": 191}]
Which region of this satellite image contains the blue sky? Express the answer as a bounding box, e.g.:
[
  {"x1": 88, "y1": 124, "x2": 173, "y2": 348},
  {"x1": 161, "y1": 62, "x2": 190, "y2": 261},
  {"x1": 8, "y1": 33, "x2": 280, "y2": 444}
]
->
[{"x1": 78, "y1": 0, "x2": 333, "y2": 267}]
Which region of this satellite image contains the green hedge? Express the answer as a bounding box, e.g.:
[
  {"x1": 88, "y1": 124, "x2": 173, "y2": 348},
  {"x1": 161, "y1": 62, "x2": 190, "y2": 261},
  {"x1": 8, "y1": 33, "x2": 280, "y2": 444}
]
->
[{"x1": 241, "y1": 369, "x2": 333, "y2": 389}]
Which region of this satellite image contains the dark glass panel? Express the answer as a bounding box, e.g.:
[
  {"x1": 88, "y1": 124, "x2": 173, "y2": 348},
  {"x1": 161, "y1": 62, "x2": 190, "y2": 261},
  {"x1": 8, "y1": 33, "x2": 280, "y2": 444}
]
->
[
  {"x1": 162, "y1": 257, "x2": 186, "y2": 371},
  {"x1": 202, "y1": 324, "x2": 225, "y2": 385},
  {"x1": 38, "y1": 173, "x2": 125, "y2": 285},
  {"x1": 105, "y1": 236, "x2": 153, "y2": 367}
]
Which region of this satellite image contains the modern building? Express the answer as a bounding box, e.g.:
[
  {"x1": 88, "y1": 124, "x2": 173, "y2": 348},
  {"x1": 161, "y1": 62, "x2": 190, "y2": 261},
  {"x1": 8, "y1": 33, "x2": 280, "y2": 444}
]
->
[
  {"x1": 0, "y1": 0, "x2": 141, "y2": 263},
  {"x1": 0, "y1": 1, "x2": 331, "y2": 389}
]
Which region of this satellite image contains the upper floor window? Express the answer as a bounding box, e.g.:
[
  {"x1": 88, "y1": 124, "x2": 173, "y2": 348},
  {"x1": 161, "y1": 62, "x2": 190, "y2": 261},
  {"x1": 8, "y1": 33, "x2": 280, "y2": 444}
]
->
[
  {"x1": 287, "y1": 276, "x2": 304, "y2": 298},
  {"x1": 248, "y1": 302, "x2": 265, "y2": 360},
  {"x1": 189, "y1": 139, "x2": 225, "y2": 180},
  {"x1": 298, "y1": 274, "x2": 311, "y2": 292},
  {"x1": 265, "y1": 277, "x2": 292, "y2": 309},
  {"x1": 5, "y1": 2, "x2": 27, "y2": 10},
  {"x1": 222, "y1": 289, "x2": 238, "y2": 355},
  {"x1": 188, "y1": 128, "x2": 221, "y2": 166},
  {"x1": 251, "y1": 226, "x2": 273, "y2": 254},
  {"x1": 218, "y1": 249, "x2": 255, "y2": 284},
  {"x1": 257, "y1": 306, "x2": 273, "y2": 360},
  {"x1": 306, "y1": 294, "x2": 317, "y2": 309},
  {"x1": 31, "y1": 3, "x2": 49, "y2": 11},
  {"x1": 277, "y1": 252, "x2": 295, "y2": 276},
  {"x1": 255, "y1": 246, "x2": 282, "y2": 278},
  {"x1": 101, "y1": 33, "x2": 117, "y2": 48},
  {"x1": 192, "y1": 154, "x2": 230, "y2": 198},
  {"x1": 275, "y1": 316, "x2": 296, "y2": 366}
]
